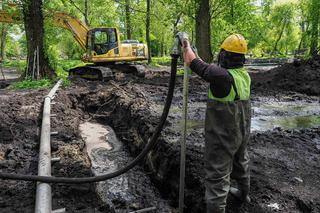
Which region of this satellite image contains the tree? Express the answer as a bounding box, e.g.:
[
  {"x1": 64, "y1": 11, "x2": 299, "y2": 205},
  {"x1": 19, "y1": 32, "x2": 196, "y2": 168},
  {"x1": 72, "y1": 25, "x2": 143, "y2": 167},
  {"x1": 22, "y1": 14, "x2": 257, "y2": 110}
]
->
[
  {"x1": 22, "y1": 0, "x2": 55, "y2": 79},
  {"x1": 125, "y1": 0, "x2": 132, "y2": 39},
  {"x1": 0, "y1": 23, "x2": 7, "y2": 61},
  {"x1": 146, "y1": 0, "x2": 151, "y2": 63},
  {"x1": 1, "y1": 1, "x2": 8, "y2": 60},
  {"x1": 84, "y1": 0, "x2": 89, "y2": 25},
  {"x1": 195, "y1": 0, "x2": 212, "y2": 62},
  {"x1": 309, "y1": 0, "x2": 320, "y2": 56}
]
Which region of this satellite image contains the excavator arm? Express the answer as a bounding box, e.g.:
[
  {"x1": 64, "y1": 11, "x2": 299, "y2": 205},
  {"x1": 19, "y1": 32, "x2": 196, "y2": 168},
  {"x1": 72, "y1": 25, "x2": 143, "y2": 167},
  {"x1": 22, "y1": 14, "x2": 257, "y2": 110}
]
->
[
  {"x1": 46, "y1": 11, "x2": 89, "y2": 50},
  {"x1": 0, "y1": 7, "x2": 89, "y2": 50}
]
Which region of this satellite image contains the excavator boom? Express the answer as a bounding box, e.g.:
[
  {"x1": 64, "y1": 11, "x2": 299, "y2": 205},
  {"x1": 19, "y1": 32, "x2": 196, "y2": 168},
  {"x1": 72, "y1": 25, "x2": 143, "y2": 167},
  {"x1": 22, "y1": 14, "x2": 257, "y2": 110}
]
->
[
  {"x1": 0, "y1": 8, "x2": 89, "y2": 50},
  {"x1": 46, "y1": 11, "x2": 89, "y2": 50}
]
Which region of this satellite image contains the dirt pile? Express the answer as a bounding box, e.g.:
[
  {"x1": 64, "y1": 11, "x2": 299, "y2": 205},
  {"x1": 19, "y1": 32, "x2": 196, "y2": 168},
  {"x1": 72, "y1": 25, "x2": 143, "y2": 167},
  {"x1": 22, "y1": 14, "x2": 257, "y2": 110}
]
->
[{"x1": 251, "y1": 55, "x2": 320, "y2": 95}]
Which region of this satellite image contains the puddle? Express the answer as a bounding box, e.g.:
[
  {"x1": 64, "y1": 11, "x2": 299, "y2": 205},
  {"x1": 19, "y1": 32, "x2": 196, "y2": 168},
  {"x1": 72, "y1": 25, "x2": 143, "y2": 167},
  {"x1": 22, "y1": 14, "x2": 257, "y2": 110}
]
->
[
  {"x1": 172, "y1": 101, "x2": 320, "y2": 132},
  {"x1": 252, "y1": 115, "x2": 320, "y2": 131},
  {"x1": 79, "y1": 122, "x2": 112, "y2": 155},
  {"x1": 252, "y1": 101, "x2": 320, "y2": 117},
  {"x1": 246, "y1": 65, "x2": 279, "y2": 72},
  {"x1": 79, "y1": 121, "x2": 172, "y2": 211},
  {"x1": 251, "y1": 101, "x2": 320, "y2": 131},
  {"x1": 176, "y1": 119, "x2": 205, "y2": 131}
]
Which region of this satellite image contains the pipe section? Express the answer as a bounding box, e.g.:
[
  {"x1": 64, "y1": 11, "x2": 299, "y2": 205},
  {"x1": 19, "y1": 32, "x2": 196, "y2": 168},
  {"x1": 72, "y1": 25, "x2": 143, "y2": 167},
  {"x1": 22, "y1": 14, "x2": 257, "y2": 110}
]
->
[{"x1": 35, "y1": 80, "x2": 63, "y2": 213}]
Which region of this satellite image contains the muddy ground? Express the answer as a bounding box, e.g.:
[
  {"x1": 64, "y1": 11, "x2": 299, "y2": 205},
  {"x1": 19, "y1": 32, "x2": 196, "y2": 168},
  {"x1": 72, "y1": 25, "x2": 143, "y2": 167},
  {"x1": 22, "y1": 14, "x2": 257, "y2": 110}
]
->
[
  {"x1": 251, "y1": 55, "x2": 320, "y2": 96},
  {"x1": 0, "y1": 61, "x2": 319, "y2": 213}
]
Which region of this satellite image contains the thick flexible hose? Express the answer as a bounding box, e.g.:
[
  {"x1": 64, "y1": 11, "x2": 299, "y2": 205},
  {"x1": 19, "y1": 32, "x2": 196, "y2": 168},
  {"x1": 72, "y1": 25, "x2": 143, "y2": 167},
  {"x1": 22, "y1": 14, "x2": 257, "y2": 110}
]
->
[{"x1": 0, "y1": 55, "x2": 179, "y2": 183}]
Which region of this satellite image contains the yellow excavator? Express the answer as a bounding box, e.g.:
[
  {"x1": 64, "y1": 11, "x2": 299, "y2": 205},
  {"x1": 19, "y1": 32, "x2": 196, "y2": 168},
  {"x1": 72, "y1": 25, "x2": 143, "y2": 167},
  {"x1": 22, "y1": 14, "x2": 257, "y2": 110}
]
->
[{"x1": 0, "y1": 6, "x2": 148, "y2": 79}]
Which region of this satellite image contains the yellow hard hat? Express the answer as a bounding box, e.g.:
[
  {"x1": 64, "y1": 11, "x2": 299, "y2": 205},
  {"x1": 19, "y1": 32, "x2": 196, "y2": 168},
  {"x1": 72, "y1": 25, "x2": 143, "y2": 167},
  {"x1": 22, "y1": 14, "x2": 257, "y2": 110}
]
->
[{"x1": 220, "y1": 34, "x2": 248, "y2": 54}]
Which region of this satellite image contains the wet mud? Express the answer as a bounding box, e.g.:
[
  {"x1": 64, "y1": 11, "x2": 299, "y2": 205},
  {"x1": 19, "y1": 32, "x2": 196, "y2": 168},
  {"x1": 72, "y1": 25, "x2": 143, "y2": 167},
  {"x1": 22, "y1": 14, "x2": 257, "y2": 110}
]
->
[{"x1": 0, "y1": 62, "x2": 319, "y2": 212}]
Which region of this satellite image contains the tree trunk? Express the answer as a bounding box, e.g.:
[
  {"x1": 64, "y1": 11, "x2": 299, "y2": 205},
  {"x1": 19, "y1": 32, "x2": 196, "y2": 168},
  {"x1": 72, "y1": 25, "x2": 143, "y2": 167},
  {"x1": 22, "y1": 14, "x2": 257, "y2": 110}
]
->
[
  {"x1": 310, "y1": 0, "x2": 319, "y2": 57},
  {"x1": 146, "y1": 0, "x2": 151, "y2": 63},
  {"x1": 230, "y1": 0, "x2": 234, "y2": 24},
  {"x1": 84, "y1": 0, "x2": 89, "y2": 26},
  {"x1": 23, "y1": 0, "x2": 55, "y2": 79},
  {"x1": 160, "y1": 35, "x2": 164, "y2": 57},
  {"x1": 295, "y1": 21, "x2": 308, "y2": 57},
  {"x1": 173, "y1": 12, "x2": 182, "y2": 36},
  {"x1": 0, "y1": 24, "x2": 7, "y2": 60},
  {"x1": 195, "y1": 0, "x2": 213, "y2": 63},
  {"x1": 1, "y1": 1, "x2": 7, "y2": 61},
  {"x1": 125, "y1": 0, "x2": 132, "y2": 39},
  {"x1": 271, "y1": 17, "x2": 288, "y2": 56}
]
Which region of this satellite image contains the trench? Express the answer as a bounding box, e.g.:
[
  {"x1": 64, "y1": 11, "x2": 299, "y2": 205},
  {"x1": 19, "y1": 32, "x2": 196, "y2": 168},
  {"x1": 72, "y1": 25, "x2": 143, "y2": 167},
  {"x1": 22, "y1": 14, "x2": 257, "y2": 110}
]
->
[
  {"x1": 69, "y1": 81, "x2": 320, "y2": 213},
  {"x1": 78, "y1": 121, "x2": 172, "y2": 212}
]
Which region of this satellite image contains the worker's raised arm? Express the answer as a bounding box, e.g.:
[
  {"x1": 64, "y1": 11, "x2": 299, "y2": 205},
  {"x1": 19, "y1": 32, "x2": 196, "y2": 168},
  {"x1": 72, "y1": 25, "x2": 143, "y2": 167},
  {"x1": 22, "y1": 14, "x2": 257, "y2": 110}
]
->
[
  {"x1": 189, "y1": 58, "x2": 231, "y2": 83},
  {"x1": 183, "y1": 47, "x2": 233, "y2": 98}
]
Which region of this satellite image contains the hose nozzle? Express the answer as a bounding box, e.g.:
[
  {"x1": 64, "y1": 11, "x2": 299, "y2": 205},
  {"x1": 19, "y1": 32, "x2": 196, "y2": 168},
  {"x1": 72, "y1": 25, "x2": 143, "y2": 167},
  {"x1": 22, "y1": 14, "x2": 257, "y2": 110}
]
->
[{"x1": 176, "y1": 32, "x2": 190, "y2": 48}]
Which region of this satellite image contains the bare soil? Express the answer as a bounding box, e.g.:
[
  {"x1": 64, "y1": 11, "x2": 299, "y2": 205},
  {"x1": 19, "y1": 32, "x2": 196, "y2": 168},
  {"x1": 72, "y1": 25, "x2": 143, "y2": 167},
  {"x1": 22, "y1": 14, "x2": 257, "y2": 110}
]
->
[
  {"x1": 0, "y1": 62, "x2": 319, "y2": 212},
  {"x1": 251, "y1": 55, "x2": 320, "y2": 96}
]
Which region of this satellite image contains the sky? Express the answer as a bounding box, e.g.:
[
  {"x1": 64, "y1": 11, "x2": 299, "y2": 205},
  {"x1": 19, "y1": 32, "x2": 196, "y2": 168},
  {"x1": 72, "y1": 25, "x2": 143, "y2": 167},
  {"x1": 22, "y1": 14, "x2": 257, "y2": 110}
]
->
[{"x1": 254, "y1": 0, "x2": 299, "y2": 6}]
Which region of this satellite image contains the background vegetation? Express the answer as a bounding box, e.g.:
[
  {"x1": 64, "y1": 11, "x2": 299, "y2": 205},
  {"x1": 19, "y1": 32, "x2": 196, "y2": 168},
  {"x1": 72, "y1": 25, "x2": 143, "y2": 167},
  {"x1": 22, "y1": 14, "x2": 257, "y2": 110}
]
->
[{"x1": 0, "y1": 0, "x2": 319, "y2": 78}]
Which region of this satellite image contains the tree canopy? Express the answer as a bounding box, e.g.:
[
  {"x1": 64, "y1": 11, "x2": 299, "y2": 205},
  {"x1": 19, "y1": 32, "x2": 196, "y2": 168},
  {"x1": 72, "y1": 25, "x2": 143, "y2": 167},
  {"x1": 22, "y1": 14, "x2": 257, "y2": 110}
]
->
[{"x1": 0, "y1": 0, "x2": 319, "y2": 73}]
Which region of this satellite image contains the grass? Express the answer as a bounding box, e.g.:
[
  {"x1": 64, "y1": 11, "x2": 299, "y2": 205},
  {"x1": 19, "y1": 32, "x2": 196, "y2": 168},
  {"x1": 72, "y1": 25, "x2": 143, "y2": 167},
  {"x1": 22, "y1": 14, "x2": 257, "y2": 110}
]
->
[
  {"x1": 5, "y1": 59, "x2": 85, "y2": 90},
  {"x1": 5, "y1": 57, "x2": 188, "y2": 89},
  {"x1": 150, "y1": 56, "x2": 172, "y2": 66},
  {"x1": 10, "y1": 78, "x2": 53, "y2": 89},
  {"x1": 2, "y1": 60, "x2": 26, "y2": 73}
]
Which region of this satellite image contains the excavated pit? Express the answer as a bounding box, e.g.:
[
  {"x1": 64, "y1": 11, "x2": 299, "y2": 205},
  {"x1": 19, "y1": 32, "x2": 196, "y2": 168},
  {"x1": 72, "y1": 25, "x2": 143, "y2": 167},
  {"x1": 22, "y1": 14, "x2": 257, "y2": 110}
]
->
[{"x1": 0, "y1": 63, "x2": 319, "y2": 212}]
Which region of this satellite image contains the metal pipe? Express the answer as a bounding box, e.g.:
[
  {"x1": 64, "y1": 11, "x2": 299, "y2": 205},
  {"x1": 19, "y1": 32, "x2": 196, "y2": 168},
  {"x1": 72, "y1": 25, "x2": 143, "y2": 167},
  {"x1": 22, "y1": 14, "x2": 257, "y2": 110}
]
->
[
  {"x1": 179, "y1": 64, "x2": 189, "y2": 213},
  {"x1": 35, "y1": 80, "x2": 63, "y2": 213},
  {"x1": 129, "y1": 207, "x2": 156, "y2": 213}
]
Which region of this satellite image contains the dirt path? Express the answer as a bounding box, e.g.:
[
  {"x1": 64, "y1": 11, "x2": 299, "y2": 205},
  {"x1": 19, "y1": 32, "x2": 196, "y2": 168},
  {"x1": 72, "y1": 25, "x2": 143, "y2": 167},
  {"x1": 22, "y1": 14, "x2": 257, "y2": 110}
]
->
[{"x1": 0, "y1": 64, "x2": 319, "y2": 212}]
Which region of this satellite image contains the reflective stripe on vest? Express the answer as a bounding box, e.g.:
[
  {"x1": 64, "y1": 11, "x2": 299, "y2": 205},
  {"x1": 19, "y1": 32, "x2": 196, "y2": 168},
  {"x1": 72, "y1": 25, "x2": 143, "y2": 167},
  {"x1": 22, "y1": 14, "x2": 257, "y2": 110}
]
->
[{"x1": 208, "y1": 67, "x2": 251, "y2": 102}]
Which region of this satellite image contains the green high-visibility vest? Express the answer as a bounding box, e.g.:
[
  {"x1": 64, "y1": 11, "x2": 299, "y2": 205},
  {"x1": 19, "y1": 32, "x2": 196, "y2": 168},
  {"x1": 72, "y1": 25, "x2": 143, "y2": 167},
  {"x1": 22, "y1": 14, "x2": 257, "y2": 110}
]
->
[{"x1": 208, "y1": 67, "x2": 251, "y2": 102}]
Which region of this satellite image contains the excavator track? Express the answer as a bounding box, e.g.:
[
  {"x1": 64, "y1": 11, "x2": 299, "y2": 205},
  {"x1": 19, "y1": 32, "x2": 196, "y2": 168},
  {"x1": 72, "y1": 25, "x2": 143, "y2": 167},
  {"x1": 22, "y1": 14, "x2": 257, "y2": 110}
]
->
[{"x1": 69, "y1": 63, "x2": 146, "y2": 80}]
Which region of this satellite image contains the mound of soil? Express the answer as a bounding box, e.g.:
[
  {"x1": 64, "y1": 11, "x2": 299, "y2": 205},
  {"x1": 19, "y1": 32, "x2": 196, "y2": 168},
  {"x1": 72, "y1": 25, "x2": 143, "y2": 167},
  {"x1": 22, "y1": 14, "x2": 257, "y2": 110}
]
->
[{"x1": 251, "y1": 55, "x2": 320, "y2": 96}]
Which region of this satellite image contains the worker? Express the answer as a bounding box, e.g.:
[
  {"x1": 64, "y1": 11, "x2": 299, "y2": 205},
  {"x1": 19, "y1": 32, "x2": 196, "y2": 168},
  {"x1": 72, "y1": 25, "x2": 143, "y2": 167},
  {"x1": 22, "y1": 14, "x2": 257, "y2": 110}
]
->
[{"x1": 182, "y1": 34, "x2": 251, "y2": 213}]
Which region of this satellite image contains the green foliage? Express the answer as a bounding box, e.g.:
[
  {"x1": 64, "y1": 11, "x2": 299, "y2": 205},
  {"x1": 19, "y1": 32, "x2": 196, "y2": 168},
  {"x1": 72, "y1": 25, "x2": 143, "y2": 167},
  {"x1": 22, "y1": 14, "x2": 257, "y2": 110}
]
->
[
  {"x1": 2, "y1": 60, "x2": 26, "y2": 73},
  {"x1": 176, "y1": 68, "x2": 192, "y2": 76},
  {"x1": 10, "y1": 78, "x2": 53, "y2": 89},
  {"x1": 55, "y1": 59, "x2": 85, "y2": 78},
  {"x1": 2, "y1": 0, "x2": 319, "y2": 72},
  {"x1": 150, "y1": 56, "x2": 171, "y2": 66}
]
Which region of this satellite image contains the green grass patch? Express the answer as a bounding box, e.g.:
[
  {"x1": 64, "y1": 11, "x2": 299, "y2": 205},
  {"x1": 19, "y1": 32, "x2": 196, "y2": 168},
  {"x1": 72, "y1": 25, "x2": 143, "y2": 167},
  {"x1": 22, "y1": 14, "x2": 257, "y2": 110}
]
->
[
  {"x1": 55, "y1": 59, "x2": 86, "y2": 79},
  {"x1": 2, "y1": 60, "x2": 26, "y2": 73},
  {"x1": 9, "y1": 78, "x2": 53, "y2": 90},
  {"x1": 176, "y1": 68, "x2": 192, "y2": 76},
  {"x1": 3, "y1": 59, "x2": 85, "y2": 90},
  {"x1": 150, "y1": 56, "x2": 171, "y2": 66}
]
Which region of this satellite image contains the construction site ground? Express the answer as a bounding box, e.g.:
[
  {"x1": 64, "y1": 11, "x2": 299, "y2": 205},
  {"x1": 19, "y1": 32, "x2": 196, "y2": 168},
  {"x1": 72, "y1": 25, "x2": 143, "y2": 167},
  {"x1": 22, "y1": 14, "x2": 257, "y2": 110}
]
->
[{"x1": 0, "y1": 58, "x2": 319, "y2": 213}]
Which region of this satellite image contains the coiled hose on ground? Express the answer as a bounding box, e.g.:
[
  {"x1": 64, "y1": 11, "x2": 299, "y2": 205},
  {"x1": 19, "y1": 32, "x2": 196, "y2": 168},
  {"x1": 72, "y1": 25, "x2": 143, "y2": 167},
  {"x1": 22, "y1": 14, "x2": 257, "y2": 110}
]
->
[{"x1": 0, "y1": 54, "x2": 180, "y2": 183}]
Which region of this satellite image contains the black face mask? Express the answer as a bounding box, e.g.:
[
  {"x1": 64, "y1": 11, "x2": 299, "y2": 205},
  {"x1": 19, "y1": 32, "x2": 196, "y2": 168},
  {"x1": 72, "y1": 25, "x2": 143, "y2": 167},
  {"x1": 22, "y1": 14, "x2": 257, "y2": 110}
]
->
[{"x1": 218, "y1": 49, "x2": 245, "y2": 69}]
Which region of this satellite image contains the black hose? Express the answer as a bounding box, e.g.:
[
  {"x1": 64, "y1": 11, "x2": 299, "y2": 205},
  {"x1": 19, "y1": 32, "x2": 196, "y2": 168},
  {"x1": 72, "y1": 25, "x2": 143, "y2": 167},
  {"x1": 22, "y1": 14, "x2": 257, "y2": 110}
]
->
[{"x1": 0, "y1": 55, "x2": 179, "y2": 183}]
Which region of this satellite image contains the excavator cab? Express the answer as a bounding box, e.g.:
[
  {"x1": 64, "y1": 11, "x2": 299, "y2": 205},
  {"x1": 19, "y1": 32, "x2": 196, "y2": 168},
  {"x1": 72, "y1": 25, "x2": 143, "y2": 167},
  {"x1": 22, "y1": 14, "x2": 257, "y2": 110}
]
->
[{"x1": 88, "y1": 28, "x2": 119, "y2": 56}]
